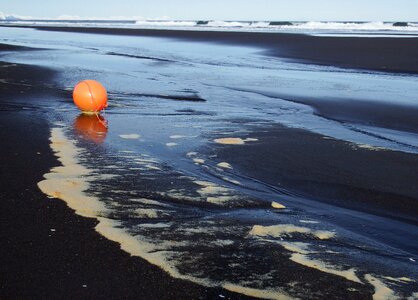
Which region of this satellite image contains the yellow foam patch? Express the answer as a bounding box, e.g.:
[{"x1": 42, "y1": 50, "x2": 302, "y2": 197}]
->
[
  {"x1": 37, "y1": 128, "x2": 107, "y2": 218},
  {"x1": 271, "y1": 202, "x2": 286, "y2": 209},
  {"x1": 250, "y1": 224, "x2": 335, "y2": 240},
  {"x1": 214, "y1": 138, "x2": 245, "y2": 145},
  {"x1": 365, "y1": 274, "x2": 399, "y2": 300},
  {"x1": 217, "y1": 162, "x2": 233, "y2": 169},
  {"x1": 193, "y1": 158, "x2": 205, "y2": 164}
]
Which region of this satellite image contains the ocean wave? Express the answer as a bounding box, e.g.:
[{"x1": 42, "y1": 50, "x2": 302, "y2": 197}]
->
[
  {"x1": 286, "y1": 21, "x2": 415, "y2": 31},
  {"x1": 206, "y1": 20, "x2": 270, "y2": 28},
  {"x1": 133, "y1": 20, "x2": 272, "y2": 28},
  {"x1": 130, "y1": 20, "x2": 418, "y2": 31},
  {"x1": 2, "y1": 15, "x2": 418, "y2": 33},
  {"x1": 0, "y1": 11, "x2": 31, "y2": 21},
  {"x1": 135, "y1": 20, "x2": 196, "y2": 27}
]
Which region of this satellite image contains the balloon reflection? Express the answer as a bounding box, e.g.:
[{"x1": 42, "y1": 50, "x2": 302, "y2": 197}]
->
[{"x1": 73, "y1": 113, "x2": 108, "y2": 144}]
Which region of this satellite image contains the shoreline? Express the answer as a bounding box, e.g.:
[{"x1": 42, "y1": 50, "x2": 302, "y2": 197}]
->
[
  {"x1": 2, "y1": 24, "x2": 418, "y2": 74},
  {"x1": 209, "y1": 124, "x2": 418, "y2": 226},
  {"x1": 1, "y1": 29, "x2": 417, "y2": 298},
  {"x1": 0, "y1": 53, "x2": 253, "y2": 299}
]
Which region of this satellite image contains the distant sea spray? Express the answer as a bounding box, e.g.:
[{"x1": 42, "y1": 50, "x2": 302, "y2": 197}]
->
[
  {"x1": 133, "y1": 20, "x2": 417, "y2": 31},
  {"x1": 1, "y1": 14, "x2": 417, "y2": 33}
]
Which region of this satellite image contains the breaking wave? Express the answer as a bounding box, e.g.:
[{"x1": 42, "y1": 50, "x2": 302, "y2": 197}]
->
[{"x1": 1, "y1": 12, "x2": 417, "y2": 33}]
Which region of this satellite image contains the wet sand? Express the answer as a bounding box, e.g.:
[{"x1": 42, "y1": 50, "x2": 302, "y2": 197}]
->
[
  {"x1": 1, "y1": 26, "x2": 417, "y2": 298},
  {"x1": 3, "y1": 24, "x2": 418, "y2": 73},
  {"x1": 210, "y1": 125, "x2": 418, "y2": 225},
  {"x1": 0, "y1": 56, "x2": 252, "y2": 299},
  {"x1": 229, "y1": 88, "x2": 418, "y2": 136}
]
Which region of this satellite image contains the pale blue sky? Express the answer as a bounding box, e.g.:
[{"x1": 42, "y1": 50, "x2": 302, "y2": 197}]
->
[{"x1": 1, "y1": 0, "x2": 417, "y2": 21}]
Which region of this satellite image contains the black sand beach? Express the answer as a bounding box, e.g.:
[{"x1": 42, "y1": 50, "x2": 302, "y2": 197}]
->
[
  {"x1": 3, "y1": 24, "x2": 418, "y2": 73},
  {"x1": 211, "y1": 125, "x2": 418, "y2": 223},
  {"x1": 0, "y1": 53, "x2": 252, "y2": 300},
  {"x1": 1, "y1": 25, "x2": 418, "y2": 299}
]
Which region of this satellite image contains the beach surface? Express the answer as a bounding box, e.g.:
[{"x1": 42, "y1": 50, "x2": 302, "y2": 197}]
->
[
  {"x1": 1, "y1": 25, "x2": 418, "y2": 299},
  {"x1": 0, "y1": 55, "x2": 252, "y2": 300},
  {"x1": 5, "y1": 24, "x2": 418, "y2": 73}
]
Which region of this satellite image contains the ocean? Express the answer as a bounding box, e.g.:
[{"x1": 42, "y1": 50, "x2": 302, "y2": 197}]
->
[{"x1": 1, "y1": 19, "x2": 418, "y2": 36}]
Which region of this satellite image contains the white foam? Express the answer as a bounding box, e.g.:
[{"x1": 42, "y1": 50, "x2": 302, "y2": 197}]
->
[
  {"x1": 207, "y1": 20, "x2": 247, "y2": 27},
  {"x1": 135, "y1": 20, "x2": 196, "y2": 26},
  {"x1": 37, "y1": 128, "x2": 218, "y2": 291},
  {"x1": 407, "y1": 292, "x2": 418, "y2": 300},
  {"x1": 299, "y1": 220, "x2": 319, "y2": 224},
  {"x1": 169, "y1": 135, "x2": 186, "y2": 139},
  {"x1": 250, "y1": 224, "x2": 363, "y2": 283},
  {"x1": 214, "y1": 137, "x2": 258, "y2": 145},
  {"x1": 193, "y1": 158, "x2": 205, "y2": 164},
  {"x1": 211, "y1": 239, "x2": 235, "y2": 246},
  {"x1": 244, "y1": 138, "x2": 259, "y2": 142},
  {"x1": 250, "y1": 224, "x2": 335, "y2": 240},
  {"x1": 292, "y1": 252, "x2": 361, "y2": 283},
  {"x1": 206, "y1": 196, "x2": 236, "y2": 204},
  {"x1": 383, "y1": 276, "x2": 415, "y2": 283},
  {"x1": 135, "y1": 208, "x2": 160, "y2": 218},
  {"x1": 3, "y1": 16, "x2": 418, "y2": 35},
  {"x1": 94, "y1": 217, "x2": 210, "y2": 285},
  {"x1": 37, "y1": 128, "x2": 107, "y2": 218},
  {"x1": 139, "y1": 223, "x2": 171, "y2": 228},
  {"x1": 96, "y1": 218, "x2": 295, "y2": 300},
  {"x1": 355, "y1": 143, "x2": 386, "y2": 151},
  {"x1": 221, "y1": 176, "x2": 241, "y2": 185},
  {"x1": 365, "y1": 275, "x2": 399, "y2": 300},
  {"x1": 134, "y1": 158, "x2": 158, "y2": 163},
  {"x1": 131, "y1": 198, "x2": 171, "y2": 207},
  {"x1": 38, "y1": 127, "x2": 390, "y2": 299},
  {"x1": 119, "y1": 134, "x2": 140, "y2": 139},
  {"x1": 276, "y1": 241, "x2": 361, "y2": 284},
  {"x1": 286, "y1": 21, "x2": 414, "y2": 32},
  {"x1": 193, "y1": 180, "x2": 236, "y2": 204},
  {"x1": 271, "y1": 202, "x2": 286, "y2": 209},
  {"x1": 217, "y1": 162, "x2": 233, "y2": 169},
  {"x1": 279, "y1": 242, "x2": 310, "y2": 254},
  {"x1": 144, "y1": 164, "x2": 161, "y2": 171},
  {"x1": 214, "y1": 137, "x2": 245, "y2": 145}
]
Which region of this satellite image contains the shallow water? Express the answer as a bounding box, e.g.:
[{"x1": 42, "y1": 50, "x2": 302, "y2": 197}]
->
[
  {"x1": 2, "y1": 26, "x2": 418, "y2": 153},
  {"x1": 2, "y1": 26, "x2": 418, "y2": 298}
]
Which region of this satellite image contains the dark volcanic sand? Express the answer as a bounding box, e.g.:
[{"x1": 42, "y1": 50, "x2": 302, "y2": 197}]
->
[
  {"x1": 0, "y1": 56, "x2": 252, "y2": 300},
  {"x1": 229, "y1": 88, "x2": 418, "y2": 136},
  {"x1": 1, "y1": 25, "x2": 417, "y2": 296},
  {"x1": 209, "y1": 124, "x2": 418, "y2": 225},
  {"x1": 3, "y1": 24, "x2": 418, "y2": 74}
]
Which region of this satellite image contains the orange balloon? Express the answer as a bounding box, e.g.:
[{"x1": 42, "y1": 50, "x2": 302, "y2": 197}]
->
[
  {"x1": 74, "y1": 114, "x2": 108, "y2": 144},
  {"x1": 73, "y1": 80, "x2": 108, "y2": 113}
]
